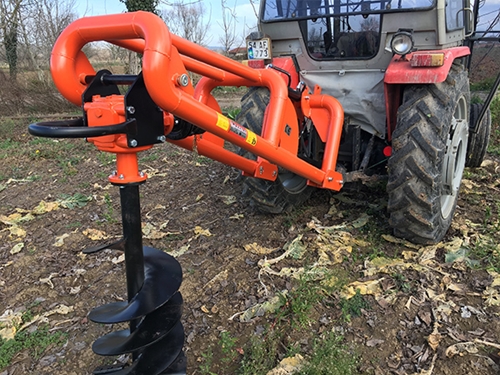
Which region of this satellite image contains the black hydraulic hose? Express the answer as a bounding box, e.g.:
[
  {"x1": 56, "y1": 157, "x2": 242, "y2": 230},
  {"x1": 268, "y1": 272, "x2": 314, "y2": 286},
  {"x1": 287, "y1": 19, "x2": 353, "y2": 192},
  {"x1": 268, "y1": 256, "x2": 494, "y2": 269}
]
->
[{"x1": 28, "y1": 118, "x2": 136, "y2": 139}]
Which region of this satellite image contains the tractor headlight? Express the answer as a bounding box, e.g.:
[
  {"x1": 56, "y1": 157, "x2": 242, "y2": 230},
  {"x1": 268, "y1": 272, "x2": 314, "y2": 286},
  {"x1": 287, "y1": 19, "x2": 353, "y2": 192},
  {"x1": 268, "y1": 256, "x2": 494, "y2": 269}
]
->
[{"x1": 390, "y1": 31, "x2": 414, "y2": 56}]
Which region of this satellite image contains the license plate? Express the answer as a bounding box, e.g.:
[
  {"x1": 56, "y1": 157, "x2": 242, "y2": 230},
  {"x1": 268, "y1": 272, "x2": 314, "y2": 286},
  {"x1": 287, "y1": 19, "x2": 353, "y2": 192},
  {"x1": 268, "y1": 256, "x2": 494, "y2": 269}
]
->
[{"x1": 247, "y1": 38, "x2": 272, "y2": 59}]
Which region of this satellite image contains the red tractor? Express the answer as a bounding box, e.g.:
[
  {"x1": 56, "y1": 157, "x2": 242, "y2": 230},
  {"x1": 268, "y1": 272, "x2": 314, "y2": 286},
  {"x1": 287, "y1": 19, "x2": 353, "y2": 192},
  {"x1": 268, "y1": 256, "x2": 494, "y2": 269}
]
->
[{"x1": 240, "y1": 0, "x2": 498, "y2": 244}]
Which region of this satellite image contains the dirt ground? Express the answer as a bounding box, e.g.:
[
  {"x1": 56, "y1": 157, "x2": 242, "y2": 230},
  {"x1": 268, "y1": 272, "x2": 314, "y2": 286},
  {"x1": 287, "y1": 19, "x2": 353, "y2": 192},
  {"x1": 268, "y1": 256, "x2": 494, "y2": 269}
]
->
[
  {"x1": 1, "y1": 99, "x2": 500, "y2": 375},
  {"x1": 0, "y1": 32, "x2": 498, "y2": 375}
]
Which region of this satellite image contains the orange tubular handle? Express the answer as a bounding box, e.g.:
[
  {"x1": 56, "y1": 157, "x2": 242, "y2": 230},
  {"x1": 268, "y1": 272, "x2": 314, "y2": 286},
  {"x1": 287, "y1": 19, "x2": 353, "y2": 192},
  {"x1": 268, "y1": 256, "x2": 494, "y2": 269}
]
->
[
  {"x1": 51, "y1": 12, "x2": 178, "y2": 107},
  {"x1": 51, "y1": 11, "x2": 290, "y2": 146},
  {"x1": 51, "y1": 11, "x2": 345, "y2": 190},
  {"x1": 308, "y1": 95, "x2": 344, "y2": 190}
]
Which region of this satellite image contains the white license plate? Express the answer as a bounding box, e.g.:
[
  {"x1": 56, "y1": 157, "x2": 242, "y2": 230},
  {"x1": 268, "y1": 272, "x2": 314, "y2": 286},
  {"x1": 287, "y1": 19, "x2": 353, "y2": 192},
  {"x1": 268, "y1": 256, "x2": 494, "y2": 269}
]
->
[{"x1": 247, "y1": 38, "x2": 272, "y2": 59}]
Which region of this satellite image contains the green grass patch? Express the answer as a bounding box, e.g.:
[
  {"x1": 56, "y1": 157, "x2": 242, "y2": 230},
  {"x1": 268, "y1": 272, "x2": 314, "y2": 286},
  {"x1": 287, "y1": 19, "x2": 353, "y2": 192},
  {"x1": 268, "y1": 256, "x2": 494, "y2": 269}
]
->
[
  {"x1": 0, "y1": 139, "x2": 21, "y2": 158},
  {"x1": 297, "y1": 332, "x2": 359, "y2": 375},
  {"x1": 226, "y1": 107, "x2": 241, "y2": 120},
  {"x1": 277, "y1": 273, "x2": 327, "y2": 328},
  {"x1": 469, "y1": 234, "x2": 500, "y2": 272},
  {"x1": 340, "y1": 289, "x2": 370, "y2": 322},
  {"x1": 196, "y1": 267, "x2": 355, "y2": 375},
  {"x1": 470, "y1": 77, "x2": 497, "y2": 92},
  {"x1": 97, "y1": 152, "x2": 116, "y2": 166},
  {"x1": 220, "y1": 331, "x2": 239, "y2": 365},
  {"x1": 238, "y1": 330, "x2": 281, "y2": 375},
  {"x1": 491, "y1": 95, "x2": 500, "y2": 127},
  {"x1": 0, "y1": 119, "x2": 18, "y2": 139},
  {"x1": 0, "y1": 327, "x2": 67, "y2": 369},
  {"x1": 487, "y1": 96, "x2": 500, "y2": 156},
  {"x1": 199, "y1": 347, "x2": 216, "y2": 375}
]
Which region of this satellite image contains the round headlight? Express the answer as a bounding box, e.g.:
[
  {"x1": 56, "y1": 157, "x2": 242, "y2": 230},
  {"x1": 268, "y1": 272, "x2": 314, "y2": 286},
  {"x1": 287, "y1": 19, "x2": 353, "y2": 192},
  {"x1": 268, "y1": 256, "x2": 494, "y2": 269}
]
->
[{"x1": 390, "y1": 32, "x2": 414, "y2": 56}]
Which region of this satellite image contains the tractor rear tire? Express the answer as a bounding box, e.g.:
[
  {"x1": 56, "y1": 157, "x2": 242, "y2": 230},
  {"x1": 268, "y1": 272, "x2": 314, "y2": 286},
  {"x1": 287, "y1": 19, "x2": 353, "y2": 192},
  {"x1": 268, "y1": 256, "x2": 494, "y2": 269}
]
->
[
  {"x1": 387, "y1": 64, "x2": 470, "y2": 244},
  {"x1": 465, "y1": 103, "x2": 491, "y2": 168},
  {"x1": 236, "y1": 87, "x2": 312, "y2": 214}
]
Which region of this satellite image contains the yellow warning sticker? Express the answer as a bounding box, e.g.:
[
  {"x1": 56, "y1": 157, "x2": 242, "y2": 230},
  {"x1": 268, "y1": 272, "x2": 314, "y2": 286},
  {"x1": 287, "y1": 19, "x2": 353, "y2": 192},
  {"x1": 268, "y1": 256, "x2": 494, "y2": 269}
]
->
[
  {"x1": 216, "y1": 113, "x2": 230, "y2": 131},
  {"x1": 246, "y1": 130, "x2": 257, "y2": 146}
]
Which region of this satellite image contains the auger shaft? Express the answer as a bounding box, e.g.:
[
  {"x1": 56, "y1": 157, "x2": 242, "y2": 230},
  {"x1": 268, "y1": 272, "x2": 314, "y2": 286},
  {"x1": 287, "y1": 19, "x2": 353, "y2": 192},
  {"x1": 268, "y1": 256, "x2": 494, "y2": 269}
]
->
[{"x1": 119, "y1": 184, "x2": 145, "y2": 334}]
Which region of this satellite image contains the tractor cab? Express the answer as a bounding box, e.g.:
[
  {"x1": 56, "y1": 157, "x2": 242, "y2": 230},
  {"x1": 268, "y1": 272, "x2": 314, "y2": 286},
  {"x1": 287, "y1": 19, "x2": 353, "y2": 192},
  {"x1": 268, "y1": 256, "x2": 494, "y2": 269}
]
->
[
  {"x1": 260, "y1": 0, "x2": 471, "y2": 60},
  {"x1": 252, "y1": 0, "x2": 473, "y2": 144}
]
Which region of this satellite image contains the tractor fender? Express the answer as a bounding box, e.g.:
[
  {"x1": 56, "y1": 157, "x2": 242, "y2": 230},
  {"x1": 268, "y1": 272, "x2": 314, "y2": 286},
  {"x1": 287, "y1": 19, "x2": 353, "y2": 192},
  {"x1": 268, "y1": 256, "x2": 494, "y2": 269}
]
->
[
  {"x1": 384, "y1": 46, "x2": 470, "y2": 84},
  {"x1": 384, "y1": 46, "x2": 470, "y2": 140}
]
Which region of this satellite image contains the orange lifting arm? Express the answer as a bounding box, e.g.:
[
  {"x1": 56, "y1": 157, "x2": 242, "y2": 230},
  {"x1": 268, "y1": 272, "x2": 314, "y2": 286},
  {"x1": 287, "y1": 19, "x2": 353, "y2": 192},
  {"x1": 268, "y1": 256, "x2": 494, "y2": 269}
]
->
[{"x1": 50, "y1": 11, "x2": 345, "y2": 190}]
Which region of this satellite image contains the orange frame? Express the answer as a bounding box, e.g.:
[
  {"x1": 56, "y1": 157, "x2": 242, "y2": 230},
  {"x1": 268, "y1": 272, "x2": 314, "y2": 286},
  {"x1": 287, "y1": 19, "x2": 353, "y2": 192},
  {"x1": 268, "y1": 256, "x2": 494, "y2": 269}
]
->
[{"x1": 51, "y1": 11, "x2": 344, "y2": 191}]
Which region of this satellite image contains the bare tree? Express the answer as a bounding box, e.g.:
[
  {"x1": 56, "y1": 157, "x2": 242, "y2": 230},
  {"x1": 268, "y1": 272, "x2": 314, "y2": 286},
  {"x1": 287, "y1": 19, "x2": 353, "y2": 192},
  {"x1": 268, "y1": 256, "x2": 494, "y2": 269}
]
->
[
  {"x1": 218, "y1": 0, "x2": 240, "y2": 55},
  {"x1": 161, "y1": 1, "x2": 212, "y2": 46},
  {"x1": 18, "y1": 0, "x2": 77, "y2": 76},
  {"x1": 0, "y1": 0, "x2": 22, "y2": 79},
  {"x1": 248, "y1": 0, "x2": 259, "y2": 19}
]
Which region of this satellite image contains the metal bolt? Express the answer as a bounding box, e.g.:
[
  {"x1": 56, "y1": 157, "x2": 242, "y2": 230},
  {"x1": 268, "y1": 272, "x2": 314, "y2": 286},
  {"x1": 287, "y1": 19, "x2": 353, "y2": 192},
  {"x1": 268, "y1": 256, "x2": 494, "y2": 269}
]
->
[
  {"x1": 119, "y1": 174, "x2": 124, "y2": 180},
  {"x1": 127, "y1": 106, "x2": 136, "y2": 114},
  {"x1": 272, "y1": 171, "x2": 277, "y2": 177},
  {"x1": 139, "y1": 171, "x2": 145, "y2": 177},
  {"x1": 178, "y1": 74, "x2": 190, "y2": 87},
  {"x1": 259, "y1": 166, "x2": 264, "y2": 175},
  {"x1": 328, "y1": 177, "x2": 333, "y2": 181},
  {"x1": 130, "y1": 139, "x2": 138, "y2": 147},
  {"x1": 305, "y1": 96, "x2": 310, "y2": 100},
  {"x1": 157, "y1": 135, "x2": 166, "y2": 143}
]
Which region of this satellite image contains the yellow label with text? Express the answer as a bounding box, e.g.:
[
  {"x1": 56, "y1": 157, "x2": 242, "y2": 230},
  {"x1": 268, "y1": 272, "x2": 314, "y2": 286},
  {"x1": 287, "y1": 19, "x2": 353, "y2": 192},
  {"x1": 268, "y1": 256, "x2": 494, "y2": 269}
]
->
[
  {"x1": 246, "y1": 130, "x2": 257, "y2": 146},
  {"x1": 216, "y1": 113, "x2": 230, "y2": 131}
]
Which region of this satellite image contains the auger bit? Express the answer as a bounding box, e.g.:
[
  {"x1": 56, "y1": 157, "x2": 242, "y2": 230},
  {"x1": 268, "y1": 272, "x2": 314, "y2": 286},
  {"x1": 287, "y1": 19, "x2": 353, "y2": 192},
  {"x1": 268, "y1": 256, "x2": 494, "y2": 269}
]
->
[{"x1": 28, "y1": 70, "x2": 186, "y2": 375}]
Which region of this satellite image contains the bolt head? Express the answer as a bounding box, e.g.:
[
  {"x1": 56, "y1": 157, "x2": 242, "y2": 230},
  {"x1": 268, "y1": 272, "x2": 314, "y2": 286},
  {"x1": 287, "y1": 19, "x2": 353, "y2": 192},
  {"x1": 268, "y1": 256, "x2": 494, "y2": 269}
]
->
[
  {"x1": 157, "y1": 135, "x2": 166, "y2": 143},
  {"x1": 328, "y1": 177, "x2": 333, "y2": 181},
  {"x1": 119, "y1": 174, "x2": 124, "y2": 180},
  {"x1": 130, "y1": 139, "x2": 138, "y2": 147},
  {"x1": 178, "y1": 74, "x2": 190, "y2": 87},
  {"x1": 126, "y1": 106, "x2": 136, "y2": 114}
]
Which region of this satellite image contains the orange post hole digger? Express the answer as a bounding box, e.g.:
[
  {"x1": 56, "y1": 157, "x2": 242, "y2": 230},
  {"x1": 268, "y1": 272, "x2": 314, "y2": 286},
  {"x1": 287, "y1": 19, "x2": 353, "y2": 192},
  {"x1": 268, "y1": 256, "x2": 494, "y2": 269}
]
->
[{"x1": 28, "y1": 11, "x2": 344, "y2": 374}]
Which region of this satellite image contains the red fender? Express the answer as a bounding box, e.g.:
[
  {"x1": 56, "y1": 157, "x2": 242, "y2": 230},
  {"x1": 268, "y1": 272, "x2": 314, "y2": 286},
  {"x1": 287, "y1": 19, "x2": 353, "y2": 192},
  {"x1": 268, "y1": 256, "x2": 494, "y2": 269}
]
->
[
  {"x1": 384, "y1": 46, "x2": 470, "y2": 84},
  {"x1": 384, "y1": 46, "x2": 470, "y2": 140}
]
